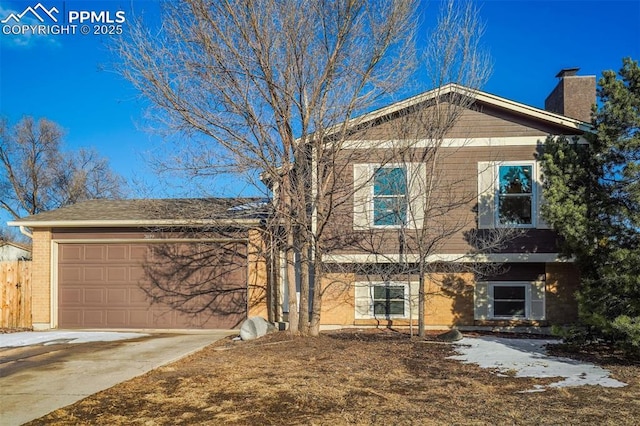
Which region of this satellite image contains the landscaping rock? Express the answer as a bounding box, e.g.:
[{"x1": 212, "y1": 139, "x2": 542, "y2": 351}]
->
[
  {"x1": 239, "y1": 317, "x2": 278, "y2": 341},
  {"x1": 437, "y1": 328, "x2": 463, "y2": 342}
]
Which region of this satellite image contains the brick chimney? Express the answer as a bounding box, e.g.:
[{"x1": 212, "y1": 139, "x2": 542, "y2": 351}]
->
[{"x1": 544, "y1": 68, "x2": 596, "y2": 123}]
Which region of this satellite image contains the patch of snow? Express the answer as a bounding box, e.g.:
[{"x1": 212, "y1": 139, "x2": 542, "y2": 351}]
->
[
  {"x1": 448, "y1": 336, "x2": 626, "y2": 391},
  {"x1": 0, "y1": 331, "x2": 149, "y2": 348}
]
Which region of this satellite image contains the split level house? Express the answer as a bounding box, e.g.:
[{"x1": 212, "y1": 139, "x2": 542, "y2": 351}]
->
[{"x1": 9, "y1": 69, "x2": 594, "y2": 331}]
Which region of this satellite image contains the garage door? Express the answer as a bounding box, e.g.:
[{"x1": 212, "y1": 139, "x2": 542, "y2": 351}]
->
[{"x1": 58, "y1": 242, "x2": 247, "y2": 329}]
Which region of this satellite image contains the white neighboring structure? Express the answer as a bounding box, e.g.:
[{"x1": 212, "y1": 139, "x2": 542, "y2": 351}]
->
[{"x1": 0, "y1": 241, "x2": 31, "y2": 261}]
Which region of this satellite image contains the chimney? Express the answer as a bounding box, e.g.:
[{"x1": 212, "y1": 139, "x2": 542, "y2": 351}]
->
[{"x1": 544, "y1": 68, "x2": 596, "y2": 123}]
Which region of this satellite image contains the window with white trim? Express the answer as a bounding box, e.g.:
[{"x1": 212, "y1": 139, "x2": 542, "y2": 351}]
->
[
  {"x1": 477, "y1": 161, "x2": 549, "y2": 229},
  {"x1": 497, "y1": 163, "x2": 534, "y2": 226},
  {"x1": 474, "y1": 281, "x2": 546, "y2": 321},
  {"x1": 372, "y1": 284, "x2": 406, "y2": 316},
  {"x1": 373, "y1": 166, "x2": 407, "y2": 227},
  {"x1": 490, "y1": 283, "x2": 527, "y2": 318},
  {"x1": 353, "y1": 163, "x2": 426, "y2": 230},
  {"x1": 355, "y1": 281, "x2": 418, "y2": 319}
]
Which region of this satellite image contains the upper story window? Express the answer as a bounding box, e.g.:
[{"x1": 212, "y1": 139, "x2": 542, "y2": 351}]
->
[
  {"x1": 353, "y1": 163, "x2": 426, "y2": 230},
  {"x1": 373, "y1": 166, "x2": 407, "y2": 227},
  {"x1": 477, "y1": 160, "x2": 549, "y2": 229},
  {"x1": 497, "y1": 164, "x2": 533, "y2": 226}
]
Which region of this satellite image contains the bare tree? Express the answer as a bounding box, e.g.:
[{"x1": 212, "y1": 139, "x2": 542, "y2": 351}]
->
[
  {"x1": 349, "y1": 109, "x2": 519, "y2": 337},
  {"x1": 0, "y1": 116, "x2": 127, "y2": 220},
  {"x1": 118, "y1": 0, "x2": 493, "y2": 336},
  {"x1": 332, "y1": 1, "x2": 528, "y2": 339},
  {"x1": 118, "y1": 0, "x2": 418, "y2": 335}
]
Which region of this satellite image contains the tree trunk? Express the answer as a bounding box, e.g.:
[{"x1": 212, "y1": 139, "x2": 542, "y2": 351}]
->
[
  {"x1": 418, "y1": 264, "x2": 426, "y2": 338},
  {"x1": 309, "y1": 255, "x2": 323, "y2": 336},
  {"x1": 298, "y1": 242, "x2": 310, "y2": 335}
]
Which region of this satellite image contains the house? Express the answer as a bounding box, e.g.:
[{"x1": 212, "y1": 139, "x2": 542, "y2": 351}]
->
[
  {"x1": 8, "y1": 198, "x2": 270, "y2": 330},
  {"x1": 0, "y1": 240, "x2": 31, "y2": 261},
  {"x1": 8, "y1": 69, "x2": 595, "y2": 331},
  {"x1": 290, "y1": 68, "x2": 595, "y2": 330}
]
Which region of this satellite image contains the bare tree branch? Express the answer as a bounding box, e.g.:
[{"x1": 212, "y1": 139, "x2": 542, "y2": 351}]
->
[
  {"x1": 117, "y1": 0, "x2": 494, "y2": 336},
  {"x1": 0, "y1": 116, "x2": 127, "y2": 220}
]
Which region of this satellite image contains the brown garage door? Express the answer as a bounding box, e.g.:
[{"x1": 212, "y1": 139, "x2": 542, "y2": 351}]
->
[{"x1": 58, "y1": 242, "x2": 247, "y2": 329}]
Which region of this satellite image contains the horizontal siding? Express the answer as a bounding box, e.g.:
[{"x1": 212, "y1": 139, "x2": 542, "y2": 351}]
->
[
  {"x1": 323, "y1": 144, "x2": 560, "y2": 257},
  {"x1": 350, "y1": 100, "x2": 572, "y2": 141}
]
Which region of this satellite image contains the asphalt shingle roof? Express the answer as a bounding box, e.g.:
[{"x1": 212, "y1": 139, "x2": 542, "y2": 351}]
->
[{"x1": 9, "y1": 198, "x2": 268, "y2": 227}]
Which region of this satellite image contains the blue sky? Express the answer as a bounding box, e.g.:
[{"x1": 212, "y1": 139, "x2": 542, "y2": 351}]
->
[{"x1": 1, "y1": 0, "x2": 639, "y2": 205}]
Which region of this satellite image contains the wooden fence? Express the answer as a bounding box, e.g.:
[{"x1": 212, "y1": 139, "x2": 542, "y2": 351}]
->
[{"x1": 0, "y1": 260, "x2": 32, "y2": 329}]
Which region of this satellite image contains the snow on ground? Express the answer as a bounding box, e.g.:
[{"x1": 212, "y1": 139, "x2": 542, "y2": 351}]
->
[
  {"x1": 0, "y1": 332, "x2": 627, "y2": 392},
  {"x1": 0, "y1": 331, "x2": 149, "y2": 348},
  {"x1": 449, "y1": 336, "x2": 627, "y2": 391}
]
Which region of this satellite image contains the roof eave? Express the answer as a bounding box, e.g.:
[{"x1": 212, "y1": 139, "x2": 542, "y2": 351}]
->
[
  {"x1": 472, "y1": 89, "x2": 594, "y2": 133},
  {"x1": 6, "y1": 218, "x2": 263, "y2": 228}
]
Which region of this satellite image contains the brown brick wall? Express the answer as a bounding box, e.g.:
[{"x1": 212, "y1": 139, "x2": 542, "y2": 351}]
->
[
  {"x1": 318, "y1": 272, "x2": 475, "y2": 327},
  {"x1": 545, "y1": 262, "x2": 580, "y2": 324},
  {"x1": 544, "y1": 76, "x2": 596, "y2": 123},
  {"x1": 424, "y1": 273, "x2": 475, "y2": 326}
]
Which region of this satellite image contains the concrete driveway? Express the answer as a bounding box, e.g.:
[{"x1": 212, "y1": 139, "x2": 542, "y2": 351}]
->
[{"x1": 0, "y1": 330, "x2": 236, "y2": 425}]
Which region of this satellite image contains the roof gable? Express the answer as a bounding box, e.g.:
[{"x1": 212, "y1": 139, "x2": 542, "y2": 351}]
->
[
  {"x1": 0, "y1": 240, "x2": 31, "y2": 252},
  {"x1": 339, "y1": 83, "x2": 593, "y2": 138}
]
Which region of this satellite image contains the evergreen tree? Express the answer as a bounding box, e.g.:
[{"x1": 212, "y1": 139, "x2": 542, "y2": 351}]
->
[{"x1": 541, "y1": 58, "x2": 640, "y2": 350}]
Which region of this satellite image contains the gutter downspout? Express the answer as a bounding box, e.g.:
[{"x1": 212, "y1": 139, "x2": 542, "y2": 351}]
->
[{"x1": 19, "y1": 226, "x2": 33, "y2": 240}]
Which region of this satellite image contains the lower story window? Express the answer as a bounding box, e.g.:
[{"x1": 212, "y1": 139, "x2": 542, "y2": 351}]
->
[
  {"x1": 474, "y1": 280, "x2": 546, "y2": 321},
  {"x1": 355, "y1": 281, "x2": 413, "y2": 319},
  {"x1": 373, "y1": 285, "x2": 405, "y2": 316},
  {"x1": 492, "y1": 284, "x2": 526, "y2": 318}
]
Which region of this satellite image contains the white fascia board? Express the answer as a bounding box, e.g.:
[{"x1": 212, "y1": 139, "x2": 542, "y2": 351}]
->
[
  {"x1": 472, "y1": 90, "x2": 593, "y2": 133},
  {"x1": 317, "y1": 84, "x2": 459, "y2": 139},
  {"x1": 51, "y1": 237, "x2": 248, "y2": 244},
  {"x1": 6, "y1": 218, "x2": 262, "y2": 228},
  {"x1": 341, "y1": 136, "x2": 589, "y2": 150},
  {"x1": 322, "y1": 253, "x2": 571, "y2": 263}
]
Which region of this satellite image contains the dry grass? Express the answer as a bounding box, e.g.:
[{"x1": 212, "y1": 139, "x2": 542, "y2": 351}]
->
[{"x1": 29, "y1": 329, "x2": 640, "y2": 425}]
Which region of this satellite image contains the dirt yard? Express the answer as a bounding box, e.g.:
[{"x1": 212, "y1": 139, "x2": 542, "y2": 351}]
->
[{"x1": 28, "y1": 329, "x2": 640, "y2": 425}]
